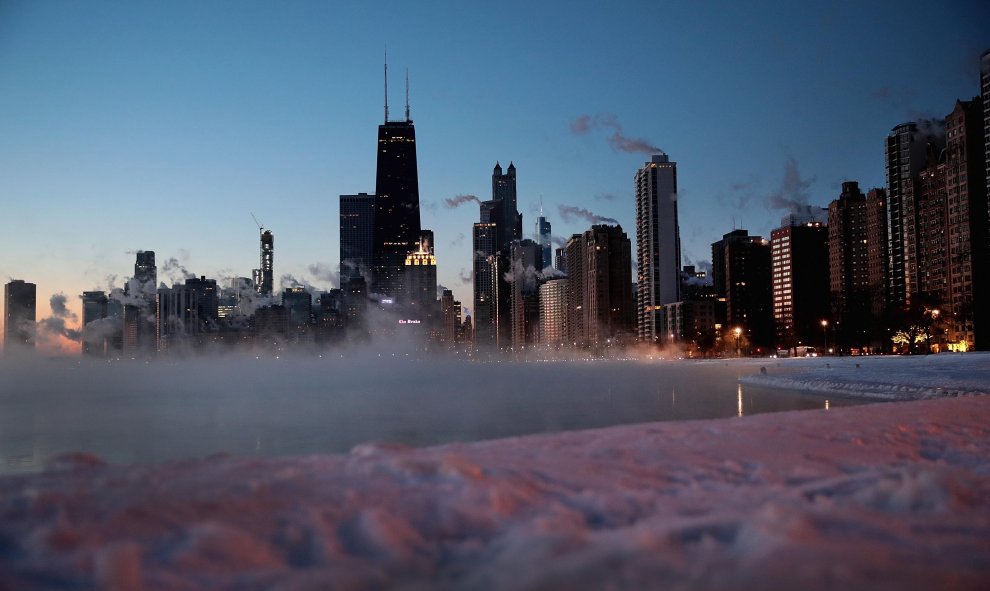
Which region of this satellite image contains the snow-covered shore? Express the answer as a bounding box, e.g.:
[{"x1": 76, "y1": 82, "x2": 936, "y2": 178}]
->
[
  {"x1": 2, "y1": 354, "x2": 990, "y2": 589},
  {"x1": 740, "y1": 352, "x2": 990, "y2": 401}
]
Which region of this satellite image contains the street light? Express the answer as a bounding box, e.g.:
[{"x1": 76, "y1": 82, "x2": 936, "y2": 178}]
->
[
  {"x1": 734, "y1": 327, "x2": 742, "y2": 357},
  {"x1": 821, "y1": 319, "x2": 828, "y2": 355}
]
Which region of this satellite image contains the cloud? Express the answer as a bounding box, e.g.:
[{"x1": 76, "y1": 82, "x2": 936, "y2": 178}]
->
[
  {"x1": 557, "y1": 205, "x2": 618, "y2": 226},
  {"x1": 569, "y1": 113, "x2": 664, "y2": 155},
  {"x1": 443, "y1": 194, "x2": 481, "y2": 209},
  {"x1": 594, "y1": 193, "x2": 621, "y2": 202}
]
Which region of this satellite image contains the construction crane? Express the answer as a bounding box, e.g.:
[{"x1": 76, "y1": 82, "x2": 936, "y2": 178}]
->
[{"x1": 251, "y1": 212, "x2": 264, "y2": 232}]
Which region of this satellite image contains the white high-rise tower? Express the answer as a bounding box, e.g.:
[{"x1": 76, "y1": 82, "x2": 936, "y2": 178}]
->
[{"x1": 635, "y1": 153, "x2": 681, "y2": 343}]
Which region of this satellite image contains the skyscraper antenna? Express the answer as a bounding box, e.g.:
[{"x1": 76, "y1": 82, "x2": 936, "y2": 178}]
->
[
  {"x1": 384, "y1": 47, "x2": 389, "y2": 123},
  {"x1": 405, "y1": 68, "x2": 410, "y2": 122}
]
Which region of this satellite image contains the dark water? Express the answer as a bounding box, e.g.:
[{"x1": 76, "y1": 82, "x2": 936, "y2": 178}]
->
[{"x1": 0, "y1": 356, "x2": 864, "y2": 474}]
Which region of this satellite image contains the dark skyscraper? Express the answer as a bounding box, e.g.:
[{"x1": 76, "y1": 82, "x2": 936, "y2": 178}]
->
[
  {"x1": 4, "y1": 279, "x2": 36, "y2": 353},
  {"x1": 340, "y1": 193, "x2": 376, "y2": 286},
  {"x1": 134, "y1": 251, "x2": 157, "y2": 286},
  {"x1": 712, "y1": 230, "x2": 773, "y2": 353},
  {"x1": 81, "y1": 291, "x2": 109, "y2": 357},
  {"x1": 536, "y1": 212, "x2": 552, "y2": 270},
  {"x1": 828, "y1": 183, "x2": 890, "y2": 352},
  {"x1": 886, "y1": 122, "x2": 942, "y2": 308},
  {"x1": 492, "y1": 162, "x2": 522, "y2": 248},
  {"x1": 582, "y1": 225, "x2": 634, "y2": 347},
  {"x1": 472, "y1": 222, "x2": 498, "y2": 349},
  {"x1": 372, "y1": 68, "x2": 421, "y2": 298}
]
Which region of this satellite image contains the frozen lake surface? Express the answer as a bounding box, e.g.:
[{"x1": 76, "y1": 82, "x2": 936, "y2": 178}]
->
[{"x1": 0, "y1": 356, "x2": 862, "y2": 473}]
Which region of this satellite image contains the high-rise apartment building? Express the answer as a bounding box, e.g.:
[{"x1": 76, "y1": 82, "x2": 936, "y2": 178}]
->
[
  {"x1": 340, "y1": 193, "x2": 376, "y2": 286},
  {"x1": 711, "y1": 230, "x2": 773, "y2": 352},
  {"x1": 983, "y1": 51, "x2": 990, "y2": 249},
  {"x1": 565, "y1": 233, "x2": 585, "y2": 347},
  {"x1": 886, "y1": 123, "x2": 942, "y2": 308},
  {"x1": 635, "y1": 154, "x2": 681, "y2": 343},
  {"x1": 827, "y1": 183, "x2": 889, "y2": 351},
  {"x1": 946, "y1": 97, "x2": 989, "y2": 350},
  {"x1": 771, "y1": 219, "x2": 828, "y2": 352},
  {"x1": 439, "y1": 289, "x2": 458, "y2": 347},
  {"x1": 472, "y1": 222, "x2": 498, "y2": 349},
  {"x1": 4, "y1": 280, "x2": 36, "y2": 353},
  {"x1": 582, "y1": 225, "x2": 634, "y2": 347},
  {"x1": 539, "y1": 278, "x2": 568, "y2": 347}
]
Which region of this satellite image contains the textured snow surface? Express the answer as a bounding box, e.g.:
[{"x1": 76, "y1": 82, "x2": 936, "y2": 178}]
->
[
  {"x1": 741, "y1": 352, "x2": 990, "y2": 400},
  {"x1": 2, "y1": 393, "x2": 990, "y2": 590}
]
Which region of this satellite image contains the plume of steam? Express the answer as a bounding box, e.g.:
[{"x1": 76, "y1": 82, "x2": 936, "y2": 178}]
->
[
  {"x1": 458, "y1": 268, "x2": 473, "y2": 284},
  {"x1": 37, "y1": 293, "x2": 82, "y2": 342},
  {"x1": 557, "y1": 205, "x2": 618, "y2": 226},
  {"x1": 569, "y1": 113, "x2": 664, "y2": 155},
  {"x1": 539, "y1": 266, "x2": 566, "y2": 280},
  {"x1": 306, "y1": 262, "x2": 340, "y2": 289},
  {"x1": 763, "y1": 157, "x2": 823, "y2": 218},
  {"x1": 160, "y1": 257, "x2": 195, "y2": 284},
  {"x1": 594, "y1": 193, "x2": 620, "y2": 201},
  {"x1": 279, "y1": 274, "x2": 320, "y2": 294},
  {"x1": 503, "y1": 259, "x2": 540, "y2": 287},
  {"x1": 450, "y1": 233, "x2": 465, "y2": 248},
  {"x1": 550, "y1": 236, "x2": 568, "y2": 248},
  {"x1": 443, "y1": 194, "x2": 481, "y2": 209}
]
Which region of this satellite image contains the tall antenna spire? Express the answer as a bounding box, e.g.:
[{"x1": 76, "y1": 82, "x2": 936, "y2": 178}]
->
[
  {"x1": 404, "y1": 68, "x2": 410, "y2": 121},
  {"x1": 384, "y1": 47, "x2": 389, "y2": 123}
]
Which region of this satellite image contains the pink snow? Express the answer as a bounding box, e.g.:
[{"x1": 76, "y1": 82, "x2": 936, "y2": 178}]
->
[{"x1": 1, "y1": 357, "x2": 990, "y2": 589}]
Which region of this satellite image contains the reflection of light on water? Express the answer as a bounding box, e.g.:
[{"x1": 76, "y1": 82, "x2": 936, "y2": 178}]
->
[
  {"x1": 825, "y1": 399, "x2": 830, "y2": 410},
  {"x1": 737, "y1": 383, "x2": 743, "y2": 417}
]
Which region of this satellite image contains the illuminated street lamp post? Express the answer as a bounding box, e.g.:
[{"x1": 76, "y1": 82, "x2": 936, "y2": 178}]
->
[
  {"x1": 821, "y1": 319, "x2": 828, "y2": 355},
  {"x1": 734, "y1": 327, "x2": 742, "y2": 357},
  {"x1": 929, "y1": 309, "x2": 940, "y2": 353}
]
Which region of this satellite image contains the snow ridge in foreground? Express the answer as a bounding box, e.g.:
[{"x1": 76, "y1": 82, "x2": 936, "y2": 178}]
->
[{"x1": 2, "y1": 395, "x2": 990, "y2": 590}]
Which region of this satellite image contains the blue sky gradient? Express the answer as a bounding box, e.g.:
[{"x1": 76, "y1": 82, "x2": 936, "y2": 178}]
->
[{"x1": 1, "y1": 1, "x2": 987, "y2": 339}]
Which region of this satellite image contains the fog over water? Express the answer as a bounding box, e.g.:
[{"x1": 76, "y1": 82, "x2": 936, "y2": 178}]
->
[{"x1": 0, "y1": 355, "x2": 862, "y2": 473}]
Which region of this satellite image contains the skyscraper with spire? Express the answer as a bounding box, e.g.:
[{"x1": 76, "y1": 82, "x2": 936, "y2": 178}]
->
[
  {"x1": 372, "y1": 61, "x2": 421, "y2": 299},
  {"x1": 536, "y1": 208, "x2": 552, "y2": 270}
]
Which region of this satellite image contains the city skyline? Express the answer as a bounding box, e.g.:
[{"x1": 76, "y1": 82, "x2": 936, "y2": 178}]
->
[{"x1": 1, "y1": 1, "x2": 988, "y2": 351}]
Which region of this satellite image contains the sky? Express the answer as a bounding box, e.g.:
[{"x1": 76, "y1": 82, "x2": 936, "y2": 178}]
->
[{"x1": 1, "y1": 0, "x2": 988, "y2": 349}]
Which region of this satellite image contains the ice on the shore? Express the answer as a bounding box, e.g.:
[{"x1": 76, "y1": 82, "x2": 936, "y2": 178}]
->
[
  {"x1": 741, "y1": 351, "x2": 990, "y2": 400},
  {"x1": 1, "y1": 354, "x2": 989, "y2": 589}
]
